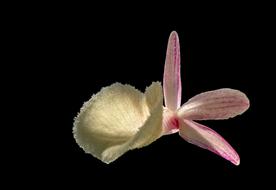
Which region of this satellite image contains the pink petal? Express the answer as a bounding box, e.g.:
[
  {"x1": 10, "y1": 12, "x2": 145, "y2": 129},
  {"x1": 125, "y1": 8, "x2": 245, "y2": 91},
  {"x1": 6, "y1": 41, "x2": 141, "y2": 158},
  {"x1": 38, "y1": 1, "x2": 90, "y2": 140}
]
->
[
  {"x1": 177, "y1": 88, "x2": 250, "y2": 120},
  {"x1": 179, "y1": 119, "x2": 240, "y2": 165},
  {"x1": 163, "y1": 31, "x2": 182, "y2": 111},
  {"x1": 179, "y1": 120, "x2": 240, "y2": 165}
]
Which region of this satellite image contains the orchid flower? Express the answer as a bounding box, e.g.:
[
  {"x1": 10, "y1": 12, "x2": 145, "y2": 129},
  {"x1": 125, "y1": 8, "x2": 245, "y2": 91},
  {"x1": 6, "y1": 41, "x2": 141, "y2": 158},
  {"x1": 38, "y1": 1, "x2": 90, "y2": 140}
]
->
[
  {"x1": 73, "y1": 31, "x2": 249, "y2": 165},
  {"x1": 162, "y1": 31, "x2": 249, "y2": 165}
]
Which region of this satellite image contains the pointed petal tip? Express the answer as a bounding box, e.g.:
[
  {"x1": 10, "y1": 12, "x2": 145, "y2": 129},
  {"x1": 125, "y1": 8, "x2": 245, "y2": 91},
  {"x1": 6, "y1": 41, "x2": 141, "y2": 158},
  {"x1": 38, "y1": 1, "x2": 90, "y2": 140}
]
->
[
  {"x1": 169, "y1": 31, "x2": 179, "y2": 43},
  {"x1": 170, "y1": 31, "x2": 178, "y2": 37},
  {"x1": 234, "y1": 158, "x2": 240, "y2": 166},
  {"x1": 228, "y1": 152, "x2": 240, "y2": 166}
]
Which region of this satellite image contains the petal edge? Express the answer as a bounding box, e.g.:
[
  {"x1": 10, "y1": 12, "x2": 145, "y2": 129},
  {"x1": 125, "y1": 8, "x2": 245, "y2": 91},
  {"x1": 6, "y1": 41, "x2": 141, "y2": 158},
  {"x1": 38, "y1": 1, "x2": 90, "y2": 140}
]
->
[
  {"x1": 177, "y1": 88, "x2": 249, "y2": 120},
  {"x1": 179, "y1": 119, "x2": 240, "y2": 165},
  {"x1": 163, "y1": 31, "x2": 182, "y2": 111}
]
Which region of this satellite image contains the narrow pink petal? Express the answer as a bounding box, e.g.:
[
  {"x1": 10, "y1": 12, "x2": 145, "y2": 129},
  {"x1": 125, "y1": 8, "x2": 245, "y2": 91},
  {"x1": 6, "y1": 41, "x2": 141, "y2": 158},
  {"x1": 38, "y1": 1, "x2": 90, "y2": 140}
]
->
[
  {"x1": 177, "y1": 88, "x2": 250, "y2": 120},
  {"x1": 162, "y1": 107, "x2": 179, "y2": 135},
  {"x1": 163, "y1": 31, "x2": 182, "y2": 111},
  {"x1": 179, "y1": 119, "x2": 240, "y2": 165}
]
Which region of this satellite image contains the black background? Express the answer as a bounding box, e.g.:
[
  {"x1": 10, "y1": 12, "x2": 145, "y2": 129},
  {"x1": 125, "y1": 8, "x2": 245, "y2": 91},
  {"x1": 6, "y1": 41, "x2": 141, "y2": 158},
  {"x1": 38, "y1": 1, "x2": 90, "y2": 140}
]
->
[{"x1": 6, "y1": 2, "x2": 273, "y2": 188}]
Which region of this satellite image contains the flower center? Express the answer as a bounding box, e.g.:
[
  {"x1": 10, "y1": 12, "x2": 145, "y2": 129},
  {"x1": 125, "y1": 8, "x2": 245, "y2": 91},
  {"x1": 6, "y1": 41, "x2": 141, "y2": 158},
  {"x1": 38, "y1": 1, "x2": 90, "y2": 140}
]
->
[{"x1": 170, "y1": 116, "x2": 180, "y2": 130}]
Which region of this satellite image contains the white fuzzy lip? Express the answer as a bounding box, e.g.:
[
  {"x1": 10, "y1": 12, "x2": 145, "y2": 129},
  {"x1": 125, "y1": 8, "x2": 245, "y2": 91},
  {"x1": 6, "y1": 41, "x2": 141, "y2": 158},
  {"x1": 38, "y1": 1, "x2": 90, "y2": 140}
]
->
[{"x1": 73, "y1": 82, "x2": 163, "y2": 164}]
